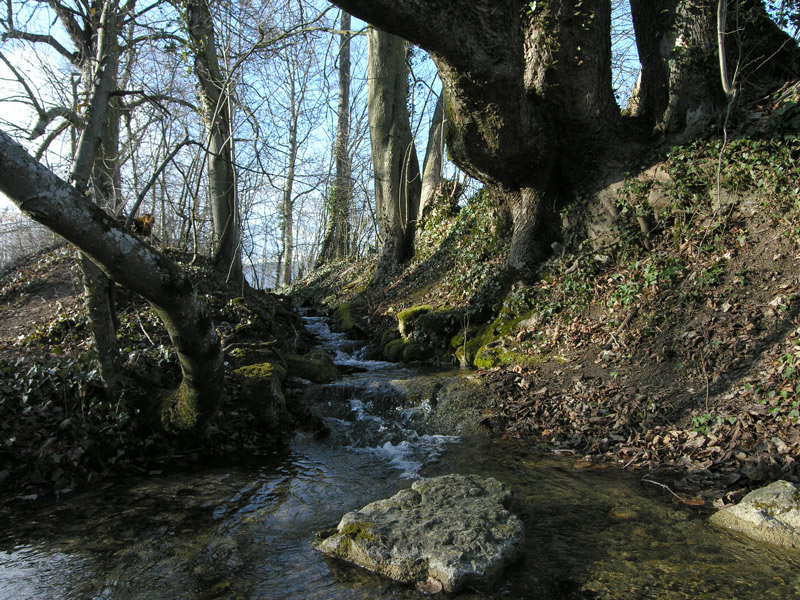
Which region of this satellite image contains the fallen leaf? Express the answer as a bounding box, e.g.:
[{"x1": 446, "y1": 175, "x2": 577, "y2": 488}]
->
[{"x1": 416, "y1": 577, "x2": 443, "y2": 594}]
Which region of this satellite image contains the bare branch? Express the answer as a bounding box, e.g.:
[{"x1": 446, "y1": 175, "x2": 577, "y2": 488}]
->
[{"x1": 1, "y1": 30, "x2": 79, "y2": 64}]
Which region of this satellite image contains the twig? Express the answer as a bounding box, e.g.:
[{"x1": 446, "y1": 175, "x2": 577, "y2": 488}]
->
[
  {"x1": 641, "y1": 477, "x2": 685, "y2": 502},
  {"x1": 623, "y1": 452, "x2": 641, "y2": 469},
  {"x1": 604, "y1": 307, "x2": 638, "y2": 349},
  {"x1": 136, "y1": 311, "x2": 154, "y2": 345}
]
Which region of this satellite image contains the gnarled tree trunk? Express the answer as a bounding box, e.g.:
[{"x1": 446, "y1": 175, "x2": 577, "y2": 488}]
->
[
  {"x1": 329, "y1": 0, "x2": 799, "y2": 280},
  {"x1": 0, "y1": 130, "x2": 225, "y2": 435}
]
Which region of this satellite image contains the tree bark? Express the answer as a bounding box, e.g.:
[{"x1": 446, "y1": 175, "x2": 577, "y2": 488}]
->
[
  {"x1": 628, "y1": 0, "x2": 673, "y2": 127},
  {"x1": 631, "y1": 0, "x2": 800, "y2": 134},
  {"x1": 317, "y1": 10, "x2": 353, "y2": 266},
  {"x1": 367, "y1": 26, "x2": 421, "y2": 282},
  {"x1": 0, "y1": 129, "x2": 225, "y2": 435},
  {"x1": 418, "y1": 92, "x2": 446, "y2": 220},
  {"x1": 331, "y1": 0, "x2": 617, "y2": 280},
  {"x1": 281, "y1": 74, "x2": 299, "y2": 286},
  {"x1": 68, "y1": 0, "x2": 123, "y2": 396},
  {"x1": 185, "y1": 0, "x2": 242, "y2": 283}
]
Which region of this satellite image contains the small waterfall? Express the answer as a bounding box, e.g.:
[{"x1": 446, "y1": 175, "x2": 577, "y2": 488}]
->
[{"x1": 299, "y1": 313, "x2": 458, "y2": 480}]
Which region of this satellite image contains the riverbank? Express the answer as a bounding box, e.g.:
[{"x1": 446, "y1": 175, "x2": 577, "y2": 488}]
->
[
  {"x1": 0, "y1": 247, "x2": 319, "y2": 500},
  {"x1": 291, "y1": 135, "x2": 800, "y2": 507}
]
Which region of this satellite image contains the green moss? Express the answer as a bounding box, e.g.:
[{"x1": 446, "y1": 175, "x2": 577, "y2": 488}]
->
[
  {"x1": 473, "y1": 345, "x2": 542, "y2": 369},
  {"x1": 161, "y1": 381, "x2": 199, "y2": 433},
  {"x1": 333, "y1": 303, "x2": 356, "y2": 334},
  {"x1": 397, "y1": 305, "x2": 432, "y2": 337},
  {"x1": 338, "y1": 521, "x2": 377, "y2": 554},
  {"x1": 384, "y1": 338, "x2": 408, "y2": 362},
  {"x1": 381, "y1": 328, "x2": 400, "y2": 347},
  {"x1": 450, "y1": 323, "x2": 488, "y2": 349},
  {"x1": 232, "y1": 362, "x2": 287, "y2": 383},
  {"x1": 340, "y1": 521, "x2": 376, "y2": 541}
]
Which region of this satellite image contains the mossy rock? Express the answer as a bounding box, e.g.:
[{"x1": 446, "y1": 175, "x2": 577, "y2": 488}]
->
[
  {"x1": 384, "y1": 338, "x2": 408, "y2": 362},
  {"x1": 450, "y1": 324, "x2": 490, "y2": 366},
  {"x1": 384, "y1": 338, "x2": 433, "y2": 363},
  {"x1": 231, "y1": 362, "x2": 291, "y2": 429},
  {"x1": 450, "y1": 324, "x2": 485, "y2": 349},
  {"x1": 284, "y1": 350, "x2": 341, "y2": 383},
  {"x1": 397, "y1": 305, "x2": 432, "y2": 338},
  {"x1": 381, "y1": 328, "x2": 400, "y2": 347},
  {"x1": 333, "y1": 303, "x2": 359, "y2": 337},
  {"x1": 402, "y1": 342, "x2": 433, "y2": 362},
  {"x1": 233, "y1": 362, "x2": 287, "y2": 383}
]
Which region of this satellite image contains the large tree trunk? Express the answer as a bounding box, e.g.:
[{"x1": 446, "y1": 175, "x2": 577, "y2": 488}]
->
[
  {"x1": 185, "y1": 0, "x2": 242, "y2": 284},
  {"x1": 317, "y1": 10, "x2": 353, "y2": 266},
  {"x1": 329, "y1": 0, "x2": 799, "y2": 280},
  {"x1": 332, "y1": 1, "x2": 618, "y2": 280},
  {"x1": 0, "y1": 130, "x2": 225, "y2": 435},
  {"x1": 368, "y1": 27, "x2": 421, "y2": 282},
  {"x1": 630, "y1": 0, "x2": 800, "y2": 134}
]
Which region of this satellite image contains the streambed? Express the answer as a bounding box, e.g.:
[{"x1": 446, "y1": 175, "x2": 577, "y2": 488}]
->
[{"x1": 1, "y1": 316, "x2": 799, "y2": 599}]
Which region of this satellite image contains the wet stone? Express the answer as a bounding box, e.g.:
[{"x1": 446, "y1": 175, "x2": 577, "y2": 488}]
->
[
  {"x1": 313, "y1": 474, "x2": 524, "y2": 592},
  {"x1": 710, "y1": 480, "x2": 800, "y2": 549}
]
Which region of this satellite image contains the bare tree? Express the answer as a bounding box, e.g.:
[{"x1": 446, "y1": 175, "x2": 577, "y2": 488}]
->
[
  {"x1": 184, "y1": 0, "x2": 243, "y2": 283},
  {"x1": 317, "y1": 10, "x2": 354, "y2": 266},
  {"x1": 367, "y1": 26, "x2": 421, "y2": 282},
  {"x1": 1, "y1": 128, "x2": 225, "y2": 433}
]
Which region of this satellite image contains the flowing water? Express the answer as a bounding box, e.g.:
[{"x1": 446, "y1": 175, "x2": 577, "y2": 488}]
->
[{"x1": 2, "y1": 316, "x2": 800, "y2": 599}]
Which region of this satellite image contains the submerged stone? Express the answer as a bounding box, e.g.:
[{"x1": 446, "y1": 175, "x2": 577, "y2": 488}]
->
[
  {"x1": 710, "y1": 480, "x2": 800, "y2": 549},
  {"x1": 314, "y1": 474, "x2": 524, "y2": 592}
]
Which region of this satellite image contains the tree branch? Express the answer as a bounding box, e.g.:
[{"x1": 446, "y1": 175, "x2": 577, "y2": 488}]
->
[
  {"x1": 124, "y1": 136, "x2": 193, "y2": 228},
  {"x1": 1, "y1": 30, "x2": 79, "y2": 64},
  {"x1": 0, "y1": 128, "x2": 224, "y2": 434}
]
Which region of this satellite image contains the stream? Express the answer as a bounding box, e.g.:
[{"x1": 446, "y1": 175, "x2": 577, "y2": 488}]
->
[{"x1": 2, "y1": 314, "x2": 800, "y2": 599}]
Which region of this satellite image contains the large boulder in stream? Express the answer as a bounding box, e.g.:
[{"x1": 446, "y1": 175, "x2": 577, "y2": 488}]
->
[
  {"x1": 710, "y1": 480, "x2": 800, "y2": 549},
  {"x1": 314, "y1": 474, "x2": 524, "y2": 592}
]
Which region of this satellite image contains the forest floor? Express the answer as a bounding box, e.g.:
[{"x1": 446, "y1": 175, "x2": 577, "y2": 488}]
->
[{"x1": 292, "y1": 108, "x2": 800, "y2": 509}]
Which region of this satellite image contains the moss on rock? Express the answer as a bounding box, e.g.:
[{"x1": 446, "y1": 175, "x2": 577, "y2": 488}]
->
[
  {"x1": 398, "y1": 305, "x2": 432, "y2": 338},
  {"x1": 473, "y1": 344, "x2": 541, "y2": 370},
  {"x1": 384, "y1": 338, "x2": 408, "y2": 362},
  {"x1": 232, "y1": 362, "x2": 287, "y2": 383},
  {"x1": 381, "y1": 327, "x2": 400, "y2": 347},
  {"x1": 333, "y1": 303, "x2": 357, "y2": 336},
  {"x1": 284, "y1": 350, "x2": 340, "y2": 383},
  {"x1": 231, "y1": 362, "x2": 292, "y2": 429}
]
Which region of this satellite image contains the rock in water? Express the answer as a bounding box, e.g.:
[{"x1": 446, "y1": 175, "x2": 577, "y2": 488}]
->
[
  {"x1": 313, "y1": 474, "x2": 524, "y2": 592},
  {"x1": 710, "y1": 480, "x2": 800, "y2": 549}
]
